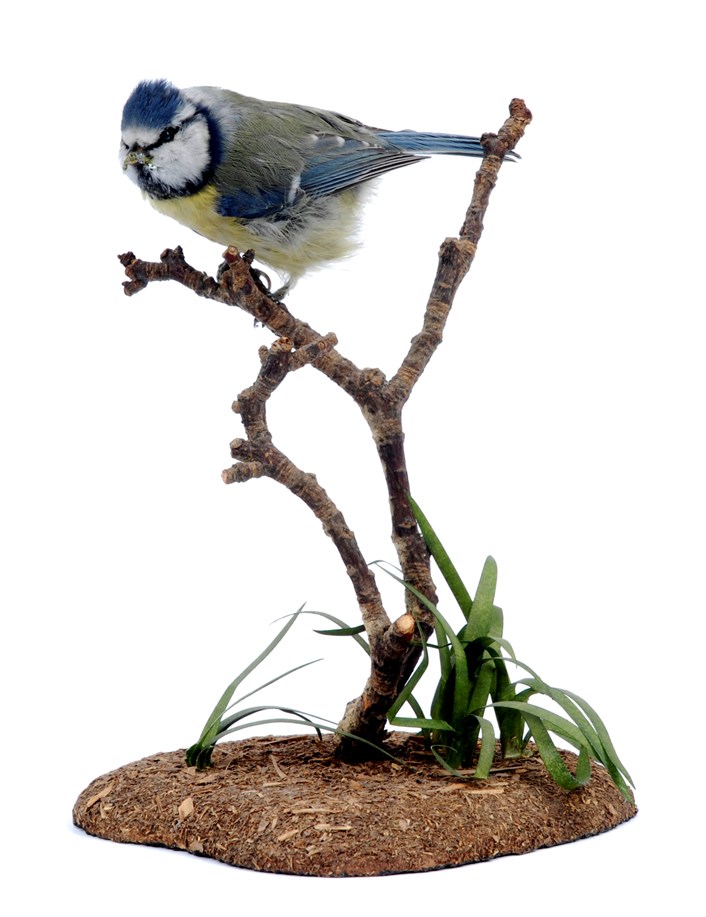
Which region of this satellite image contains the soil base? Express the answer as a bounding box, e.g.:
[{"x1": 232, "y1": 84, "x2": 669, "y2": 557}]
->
[{"x1": 73, "y1": 732, "x2": 636, "y2": 877}]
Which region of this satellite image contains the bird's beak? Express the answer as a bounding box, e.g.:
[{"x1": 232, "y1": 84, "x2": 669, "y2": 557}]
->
[{"x1": 123, "y1": 150, "x2": 153, "y2": 171}]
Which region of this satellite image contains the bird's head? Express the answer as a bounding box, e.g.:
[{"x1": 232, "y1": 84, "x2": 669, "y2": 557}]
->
[{"x1": 120, "y1": 79, "x2": 216, "y2": 200}]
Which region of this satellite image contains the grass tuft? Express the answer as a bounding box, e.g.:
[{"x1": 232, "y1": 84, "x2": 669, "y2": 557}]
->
[{"x1": 378, "y1": 497, "x2": 635, "y2": 799}]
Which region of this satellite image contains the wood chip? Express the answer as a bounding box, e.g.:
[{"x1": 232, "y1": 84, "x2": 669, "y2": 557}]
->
[
  {"x1": 178, "y1": 797, "x2": 194, "y2": 819},
  {"x1": 84, "y1": 783, "x2": 113, "y2": 809},
  {"x1": 289, "y1": 807, "x2": 333, "y2": 814}
]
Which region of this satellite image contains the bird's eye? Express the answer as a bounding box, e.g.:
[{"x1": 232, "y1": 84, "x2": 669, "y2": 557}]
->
[{"x1": 158, "y1": 125, "x2": 179, "y2": 144}]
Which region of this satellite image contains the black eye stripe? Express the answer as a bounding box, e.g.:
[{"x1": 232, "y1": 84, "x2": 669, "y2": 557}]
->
[
  {"x1": 154, "y1": 125, "x2": 178, "y2": 147},
  {"x1": 146, "y1": 112, "x2": 203, "y2": 151},
  {"x1": 143, "y1": 124, "x2": 179, "y2": 152}
]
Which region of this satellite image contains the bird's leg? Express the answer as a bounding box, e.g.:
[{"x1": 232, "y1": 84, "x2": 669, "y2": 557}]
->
[
  {"x1": 269, "y1": 281, "x2": 290, "y2": 302},
  {"x1": 217, "y1": 246, "x2": 277, "y2": 298}
]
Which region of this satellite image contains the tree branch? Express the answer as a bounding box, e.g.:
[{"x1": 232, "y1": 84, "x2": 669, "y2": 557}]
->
[{"x1": 223, "y1": 334, "x2": 390, "y2": 640}]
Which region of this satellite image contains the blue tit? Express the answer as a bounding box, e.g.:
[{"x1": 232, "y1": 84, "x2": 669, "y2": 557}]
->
[{"x1": 121, "y1": 79, "x2": 503, "y2": 296}]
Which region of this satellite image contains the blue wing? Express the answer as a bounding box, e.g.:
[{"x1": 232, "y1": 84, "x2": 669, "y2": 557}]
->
[
  {"x1": 217, "y1": 187, "x2": 293, "y2": 220},
  {"x1": 298, "y1": 137, "x2": 423, "y2": 197},
  {"x1": 217, "y1": 136, "x2": 422, "y2": 220},
  {"x1": 216, "y1": 129, "x2": 490, "y2": 221}
]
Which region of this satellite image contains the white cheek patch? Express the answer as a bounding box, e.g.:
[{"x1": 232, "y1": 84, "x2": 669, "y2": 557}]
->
[{"x1": 155, "y1": 121, "x2": 211, "y2": 188}]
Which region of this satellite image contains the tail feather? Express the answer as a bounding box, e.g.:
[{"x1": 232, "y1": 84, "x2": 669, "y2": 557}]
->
[{"x1": 375, "y1": 129, "x2": 518, "y2": 160}]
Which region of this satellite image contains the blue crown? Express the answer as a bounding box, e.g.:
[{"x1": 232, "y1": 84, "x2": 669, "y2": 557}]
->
[{"x1": 121, "y1": 79, "x2": 183, "y2": 131}]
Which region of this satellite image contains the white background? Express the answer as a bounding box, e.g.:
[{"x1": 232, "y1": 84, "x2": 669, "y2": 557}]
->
[{"x1": 2, "y1": 1, "x2": 702, "y2": 911}]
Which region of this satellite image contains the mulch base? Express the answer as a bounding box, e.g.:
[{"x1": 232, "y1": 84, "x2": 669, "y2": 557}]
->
[{"x1": 73, "y1": 732, "x2": 637, "y2": 877}]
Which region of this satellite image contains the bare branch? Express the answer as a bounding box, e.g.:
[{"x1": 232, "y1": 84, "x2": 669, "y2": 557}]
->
[
  {"x1": 224, "y1": 335, "x2": 390, "y2": 640},
  {"x1": 391, "y1": 98, "x2": 533, "y2": 402}
]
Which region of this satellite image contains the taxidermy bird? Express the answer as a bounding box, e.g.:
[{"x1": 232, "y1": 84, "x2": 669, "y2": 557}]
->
[{"x1": 121, "y1": 79, "x2": 508, "y2": 297}]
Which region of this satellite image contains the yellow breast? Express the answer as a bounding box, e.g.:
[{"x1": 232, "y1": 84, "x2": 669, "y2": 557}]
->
[
  {"x1": 148, "y1": 184, "x2": 366, "y2": 287},
  {"x1": 149, "y1": 185, "x2": 256, "y2": 252}
]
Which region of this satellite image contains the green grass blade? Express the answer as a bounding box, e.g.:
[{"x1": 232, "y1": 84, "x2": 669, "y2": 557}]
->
[
  {"x1": 489, "y1": 604, "x2": 504, "y2": 639},
  {"x1": 408, "y1": 496, "x2": 473, "y2": 618},
  {"x1": 511, "y1": 677, "x2": 634, "y2": 796},
  {"x1": 390, "y1": 716, "x2": 454, "y2": 731},
  {"x1": 493, "y1": 700, "x2": 592, "y2": 752},
  {"x1": 216, "y1": 716, "x2": 324, "y2": 741},
  {"x1": 575, "y1": 745, "x2": 592, "y2": 785},
  {"x1": 197, "y1": 607, "x2": 305, "y2": 746},
  {"x1": 518, "y1": 677, "x2": 606, "y2": 758},
  {"x1": 473, "y1": 716, "x2": 497, "y2": 779},
  {"x1": 428, "y1": 603, "x2": 472, "y2": 727},
  {"x1": 522, "y1": 712, "x2": 591, "y2": 790},
  {"x1": 559, "y1": 688, "x2": 635, "y2": 788},
  {"x1": 427, "y1": 716, "x2": 495, "y2": 780},
  {"x1": 372, "y1": 560, "x2": 437, "y2": 615},
  {"x1": 486, "y1": 648, "x2": 525, "y2": 756},
  {"x1": 401, "y1": 691, "x2": 427, "y2": 721},
  {"x1": 216, "y1": 713, "x2": 408, "y2": 765},
  {"x1": 186, "y1": 704, "x2": 325, "y2": 768},
  {"x1": 434, "y1": 614, "x2": 453, "y2": 686},
  {"x1": 476, "y1": 634, "x2": 517, "y2": 659},
  {"x1": 217, "y1": 704, "x2": 321, "y2": 734},
  {"x1": 230, "y1": 658, "x2": 322, "y2": 707},
  {"x1": 467, "y1": 656, "x2": 496, "y2": 715},
  {"x1": 314, "y1": 625, "x2": 366, "y2": 636},
  {"x1": 297, "y1": 609, "x2": 371, "y2": 655},
  {"x1": 429, "y1": 743, "x2": 467, "y2": 777},
  {"x1": 487, "y1": 659, "x2": 633, "y2": 795},
  {"x1": 387, "y1": 618, "x2": 430, "y2": 721},
  {"x1": 461, "y1": 556, "x2": 497, "y2": 642},
  {"x1": 497, "y1": 657, "x2": 542, "y2": 681}
]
